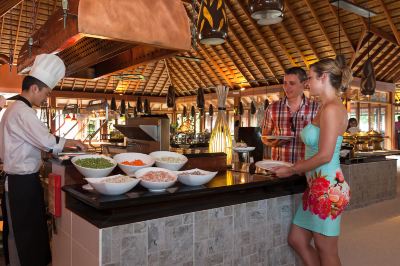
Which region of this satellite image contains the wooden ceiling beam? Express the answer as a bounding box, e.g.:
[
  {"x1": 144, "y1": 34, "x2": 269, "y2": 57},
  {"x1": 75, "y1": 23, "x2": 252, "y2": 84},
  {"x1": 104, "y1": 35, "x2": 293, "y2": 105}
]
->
[
  {"x1": 278, "y1": 23, "x2": 310, "y2": 68},
  {"x1": 169, "y1": 58, "x2": 200, "y2": 89},
  {"x1": 225, "y1": 25, "x2": 267, "y2": 83},
  {"x1": 222, "y1": 41, "x2": 259, "y2": 86},
  {"x1": 148, "y1": 63, "x2": 167, "y2": 96},
  {"x1": 350, "y1": 27, "x2": 367, "y2": 67},
  {"x1": 197, "y1": 44, "x2": 233, "y2": 87},
  {"x1": 188, "y1": 50, "x2": 224, "y2": 86},
  {"x1": 385, "y1": 62, "x2": 400, "y2": 82},
  {"x1": 350, "y1": 38, "x2": 381, "y2": 70},
  {"x1": 175, "y1": 56, "x2": 209, "y2": 89},
  {"x1": 51, "y1": 90, "x2": 165, "y2": 102},
  {"x1": 158, "y1": 71, "x2": 171, "y2": 96},
  {"x1": 380, "y1": 50, "x2": 400, "y2": 80},
  {"x1": 207, "y1": 45, "x2": 237, "y2": 83},
  {"x1": 303, "y1": 0, "x2": 336, "y2": 55},
  {"x1": 374, "y1": 45, "x2": 396, "y2": 77},
  {"x1": 0, "y1": 16, "x2": 4, "y2": 48},
  {"x1": 71, "y1": 79, "x2": 77, "y2": 91},
  {"x1": 96, "y1": 76, "x2": 110, "y2": 93},
  {"x1": 266, "y1": 25, "x2": 297, "y2": 67},
  {"x1": 167, "y1": 61, "x2": 191, "y2": 95},
  {"x1": 285, "y1": 3, "x2": 319, "y2": 60},
  {"x1": 130, "y1": 65, "x2": 148, "y2": 95},
  {"x1": 376, "y1": 0, "x2": 400, "y2": 45},
  {"x1": 82, "y1": 79, "x2": 88, "y2": 92},
  {"x1": 0, "y1": 0, "x2": 23, "y2": 17},
  {"x1": 59, "y1": 78, "x2": 65, "y2": 91},
  {"x1": 12, "y1": 1, "x2": 23, "y2": 63},
  {"x1": 225, "y1": 1, "x2": 279, "y2": 82},
  {"x1": 327, "y1": 4, "x2": 355, "y2": 53},
  {"x1": 354, "y1": 41, "x2": 388, "y2": 76},
  {"x1": 168, "y1": 59, "x2": 194, "y2": 94},
  {"x1": 180, "y1": 53, "x2": 214, "y2": 91},
  {"x1": 218, "y1": 44, "x2": 251, "y2": 86},
  {"x1": 142, "y1": 61, "x2": 162, "y2": 95},
  {"x1": 235, "y1": 0, "x2": 287, "y2": 72},
  {"x1": 376, "y1": 49, "x2": 400, "y2": 80}
]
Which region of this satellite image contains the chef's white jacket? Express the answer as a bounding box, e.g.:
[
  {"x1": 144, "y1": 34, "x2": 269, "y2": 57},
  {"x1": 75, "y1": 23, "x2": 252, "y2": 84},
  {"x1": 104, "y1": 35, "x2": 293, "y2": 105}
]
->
[{"x1": 0, "y1": 100, "x2": 66, "y2": 174}]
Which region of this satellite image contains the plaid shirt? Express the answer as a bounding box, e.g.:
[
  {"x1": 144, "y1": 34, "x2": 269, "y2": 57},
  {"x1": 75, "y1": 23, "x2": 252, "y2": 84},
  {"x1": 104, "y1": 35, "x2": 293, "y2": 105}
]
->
[{"x1": 262, "y1": 96, "x2": 319, "y2": 163}]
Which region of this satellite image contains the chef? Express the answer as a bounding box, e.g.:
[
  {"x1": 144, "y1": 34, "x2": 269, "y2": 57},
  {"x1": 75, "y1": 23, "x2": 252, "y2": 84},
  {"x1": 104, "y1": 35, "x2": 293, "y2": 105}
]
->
[{"x1": 0, "y1": 54, "x2": 87, "y2": 266}]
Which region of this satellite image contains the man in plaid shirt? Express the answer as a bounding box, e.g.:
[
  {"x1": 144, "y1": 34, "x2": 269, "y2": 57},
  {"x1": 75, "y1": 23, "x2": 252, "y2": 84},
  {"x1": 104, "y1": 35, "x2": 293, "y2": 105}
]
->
[{"x1": 262, "y1": 67, "x2": 319, "y2": 163}]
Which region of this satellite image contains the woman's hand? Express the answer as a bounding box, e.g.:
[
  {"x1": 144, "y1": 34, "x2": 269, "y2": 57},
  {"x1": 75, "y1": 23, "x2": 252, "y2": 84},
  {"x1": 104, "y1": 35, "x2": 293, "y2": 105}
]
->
[{"x1": 271, "y1": 166, "x2": 295, "y2": 178}]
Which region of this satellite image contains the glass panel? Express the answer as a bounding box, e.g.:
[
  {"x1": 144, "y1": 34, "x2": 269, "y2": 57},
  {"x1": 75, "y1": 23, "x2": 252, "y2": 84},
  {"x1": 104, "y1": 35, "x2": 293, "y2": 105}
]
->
[{"x1": 359, "y1": 105, "x2": 369, "y2": 131}]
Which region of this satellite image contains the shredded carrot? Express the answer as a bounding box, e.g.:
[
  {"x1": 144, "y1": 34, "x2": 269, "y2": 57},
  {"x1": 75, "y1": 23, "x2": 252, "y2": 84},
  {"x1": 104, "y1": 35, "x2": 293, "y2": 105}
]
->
[{"x1": 121, "y1": 159, "x2": 145, "y2": 166}]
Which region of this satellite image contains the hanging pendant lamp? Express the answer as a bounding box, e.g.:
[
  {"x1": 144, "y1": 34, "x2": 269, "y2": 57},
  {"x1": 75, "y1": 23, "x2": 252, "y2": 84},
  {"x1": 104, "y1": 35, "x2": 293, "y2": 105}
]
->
[
  {"x1": 197, "y1": 88, "x2": 205, "y2": 109},
  {"x1": 361, "y1": 58, "x2": 376, "y2": 96},
  {"x1": 198, "y1": 0, "x2": 228, "y2": 45},
  {"x1": 166, "y1": 85, "x2": 176, "y2": 108},
  {"x1": 144, "y1": 99, "x2": 151, "y2": 114},
  {"x1": 191, "y1": 106, "x2": 196, "y2": 118},
  {"x1": 136, "y1": 97, "x2": 143, "y2": 113},
  {"x1": 250, "y1": 101, "x2": 257, "y2": 115},
  {"x1": 120, "y1": 99, "x2": 126, "y2": 115},
  {"x1": 183, "y1": 106, "x2": 187, "y2": 117},
  {"x1": 249, "y1": 0, "x2": 284, "y2": 25},
  {"x1": 238, "y1": 101, "x2": 244, "y2": 116},
  {"x1": 208, "y1": 104, "x2": 214, "y2": 117},
  {"x1": 110, "y1": 97, "x2": 117, "y2": 111}
]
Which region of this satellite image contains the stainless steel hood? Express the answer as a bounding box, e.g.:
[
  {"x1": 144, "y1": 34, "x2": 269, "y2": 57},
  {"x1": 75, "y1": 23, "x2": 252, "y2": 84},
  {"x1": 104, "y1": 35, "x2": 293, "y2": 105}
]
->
[{"x1": 17, "y1": 0, "x2": 191, "y2": 79}]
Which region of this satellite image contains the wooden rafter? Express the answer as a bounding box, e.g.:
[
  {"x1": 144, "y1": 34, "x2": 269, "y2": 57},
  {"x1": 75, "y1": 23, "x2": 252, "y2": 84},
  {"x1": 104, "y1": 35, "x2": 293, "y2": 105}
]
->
[
  {"x1": 71, "y1": 79, "x2": 77, "y2": 91},
  {"x1": 159, "y1": 72, "x2": 171, "y2": 95},
  {"x1": 225, "y1": 1, "x2": 280, "y2": 82},
  {"x1": 175, "y1": 57, "x2": 209, "y2": 88},
  {"x1": 132, "y1": 65, "x2": 149, "y2": 95},
  {"x1": 225, "y1": 25, "x2": 266, "y2": 82},
  {"x1": 218, "y1": 44, "x2": 250, "y2": 86},
  {"x1": 142, "y1": 61, "x2": 162, "y2": 95},
  {"x1": 350, "y1": 28, "x2": 368, "y2": 67},
  {"x1": 59, "y1": 78, "x2": 65, "y2": 91},
  {"x1": 235, "y1": 0, "x2": 287, "y2": 72},
  {"x1": 169, "y1": 58, "x2": 200, "y2": 89},
  {"x1": 303, "y1": 0, "x2": 336, "y2": 55},
  {"x1": 0, "y1": 16, "x2": 4, "y2": 48},
  {"x1": 188, "y1": 50, "x2": 224, "y2": 86},
  {"x1": 380, "y1": 50, "x2": 400, "y2": 80},
  {"x1": 376, "y1": 0, "x2": 400, "y2": 45},
  {"x1": 98, "y1": 76, "x2": 111, "y2": 93},
  {"x1": 222, "y1": 41, "x2": 259, "y2": 86},
  {"x1": 168, "y1": 59, "x2": 196, "y2": 93},
  {"x1": 12, "y1": 1, "x2": 23, "y2": 62},
  {"x1": 207, "y1": 45, "x2": 236, "y2": 82},
  {"x1": 278, "y1": 23, "x2": 310, "y2": 68},
  {"x1": 266, "y1": 25, "x2": 297, "y2": 67},
  {"x1": 351, "y1": 37, "x2": 381, "y2": 70},
  {"x1": 374, "y1": 44, "x2": 396, "y2": 76},
  {"x1": 327, "y1": 3, "x2": 355, "y2": 53},
  {"x1": 181, "y1": 53, "x2": 214, "y2": 90},
  {"x1": 285, "y1": 3, "x2": 319, "y2": 60},
  {"x1": 149, "y1": 62, "x2": 167, "y2": 95},
  {"x1": 376, "y1": 49, "x2": 400, "y2": 79},
  {"x1": 197, "y1": 44, "x2": 233, "y2": 86},
  {"x1": 172, "y1": 57, "x2": 202, "y2": 89},
  {"x1": 385, "y1": 62, "x2": 400, "y2": 82},
  {"x1": 354, "y1": 41, "x2": 388, "y2": 76},
  {"x1": 167, "y1": 61, "x2": 190, "y2": 95}
]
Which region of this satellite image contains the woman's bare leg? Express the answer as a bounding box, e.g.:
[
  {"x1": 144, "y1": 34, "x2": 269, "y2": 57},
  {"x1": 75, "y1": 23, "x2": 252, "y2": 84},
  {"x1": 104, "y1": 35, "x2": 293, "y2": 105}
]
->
[
  {"x1": 288, "y1": 224, "x2": 320, "y2": 266},
  {"x1": 313, "y1": 232, "x2": 341, "y2": 266}
]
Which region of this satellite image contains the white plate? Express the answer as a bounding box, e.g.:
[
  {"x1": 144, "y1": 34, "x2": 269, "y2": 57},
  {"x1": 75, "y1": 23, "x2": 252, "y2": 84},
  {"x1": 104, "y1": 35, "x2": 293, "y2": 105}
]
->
[
  {"x1": 255, "y1": 160, "x2": 293, "y2": 170},
  {"x1": 149, "y1": 151, "x2": 188, "y2": 171},
  {"x1": 264, "y1": 136, "x2": 294, "y2": 140},
  {"x1": 175, "y1": 168, "x2": 217, "y2": 186},
  {"x1": 233, "y1": 147, "x2": 255, "y2": 152}
]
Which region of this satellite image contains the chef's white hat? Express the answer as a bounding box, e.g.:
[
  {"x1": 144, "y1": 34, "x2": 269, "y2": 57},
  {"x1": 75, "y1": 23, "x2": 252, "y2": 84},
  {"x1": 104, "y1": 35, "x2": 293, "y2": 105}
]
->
[{"x1": 29, "y1": 54, "x2": 66, "y2": 89}]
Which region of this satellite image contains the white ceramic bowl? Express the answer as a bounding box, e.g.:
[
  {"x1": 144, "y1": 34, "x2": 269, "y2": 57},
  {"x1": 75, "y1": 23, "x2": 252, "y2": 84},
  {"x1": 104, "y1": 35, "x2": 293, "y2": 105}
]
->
[
  {"x1": 85, "y1": 175, "x2": 140, "y2": 196},
  {"x1": 176, "y1": 168, "x2": 218, "y2": 186},
  {"x1": 114, "y1": 152, "x2": 155, "y2": 175},
  {"x1": 135, "y1": 167, "x2": 177, "y2": 192},
  {"x1": 149, "y1": 151, "x2": 188, "y2": 171},
  {"x1": 71, "y1": 154, "x2": 117, "y2": 178}
]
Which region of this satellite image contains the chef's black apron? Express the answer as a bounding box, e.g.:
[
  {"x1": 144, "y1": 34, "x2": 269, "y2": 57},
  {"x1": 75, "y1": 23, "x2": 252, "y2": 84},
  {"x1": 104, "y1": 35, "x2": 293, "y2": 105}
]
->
[{"x1": 1, "y1": 172, "x2": 51, "y2": 266}]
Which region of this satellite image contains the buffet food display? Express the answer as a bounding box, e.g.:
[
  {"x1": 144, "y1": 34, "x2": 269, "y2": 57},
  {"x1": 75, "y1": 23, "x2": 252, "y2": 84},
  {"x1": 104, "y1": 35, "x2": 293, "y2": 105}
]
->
[{"x1": 71, "y1": 151, "x2": 217, "y2": 195}]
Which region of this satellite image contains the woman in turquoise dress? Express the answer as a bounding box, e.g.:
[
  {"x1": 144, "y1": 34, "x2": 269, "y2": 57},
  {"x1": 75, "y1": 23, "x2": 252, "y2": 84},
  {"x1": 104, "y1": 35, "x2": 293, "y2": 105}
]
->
[{"x1": 273, "y1": 58, "x2": 352, "y2": 266}]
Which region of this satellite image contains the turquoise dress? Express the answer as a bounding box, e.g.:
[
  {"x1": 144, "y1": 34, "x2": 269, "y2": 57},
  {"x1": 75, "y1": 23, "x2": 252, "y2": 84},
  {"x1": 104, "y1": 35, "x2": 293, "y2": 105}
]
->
[{"x1": 293, "y1": 124, "x2": 350, "y2": 236}]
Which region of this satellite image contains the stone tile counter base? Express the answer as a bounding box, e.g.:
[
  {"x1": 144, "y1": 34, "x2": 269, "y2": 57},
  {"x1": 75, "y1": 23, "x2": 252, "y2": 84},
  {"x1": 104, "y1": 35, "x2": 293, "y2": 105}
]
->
[{"x1": 101, "y1": 194, "x2": 301, "y2": 266}]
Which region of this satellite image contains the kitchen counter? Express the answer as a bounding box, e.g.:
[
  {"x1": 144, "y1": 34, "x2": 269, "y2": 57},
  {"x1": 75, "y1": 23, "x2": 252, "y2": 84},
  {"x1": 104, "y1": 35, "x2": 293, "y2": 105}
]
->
[{"x1": 51, "y1": 159, "x2": 306, "y2": 266}]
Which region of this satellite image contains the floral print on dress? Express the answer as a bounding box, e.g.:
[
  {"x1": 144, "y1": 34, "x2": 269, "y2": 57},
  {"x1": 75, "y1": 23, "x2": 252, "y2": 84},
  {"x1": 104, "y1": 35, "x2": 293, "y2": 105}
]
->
[{"x1": 302, "y1": 169, "x2": 350, "y2": 220}]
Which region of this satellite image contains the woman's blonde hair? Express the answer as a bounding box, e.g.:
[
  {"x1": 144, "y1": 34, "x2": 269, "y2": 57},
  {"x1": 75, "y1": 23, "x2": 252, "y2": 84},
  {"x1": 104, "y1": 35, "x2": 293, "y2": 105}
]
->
[{"x1": 310, "y1": 58, "x2": 353, "y2": 92}]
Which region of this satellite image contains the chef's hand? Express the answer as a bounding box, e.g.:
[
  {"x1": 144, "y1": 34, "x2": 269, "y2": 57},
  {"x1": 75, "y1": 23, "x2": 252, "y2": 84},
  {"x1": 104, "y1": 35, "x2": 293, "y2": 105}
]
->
[
  {"x1": 270, "y1": 166, "x2": 295, "y2": 178},
  {"x1": 64, "y1": 139, "x2": 88, "y2": 152}
]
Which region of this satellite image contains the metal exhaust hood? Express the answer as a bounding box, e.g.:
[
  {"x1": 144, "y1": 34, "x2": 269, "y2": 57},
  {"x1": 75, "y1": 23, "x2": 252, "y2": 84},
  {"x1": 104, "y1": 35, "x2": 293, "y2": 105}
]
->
[{"x1": 17, "y1": 0, "x2": 191, "y2": 79}]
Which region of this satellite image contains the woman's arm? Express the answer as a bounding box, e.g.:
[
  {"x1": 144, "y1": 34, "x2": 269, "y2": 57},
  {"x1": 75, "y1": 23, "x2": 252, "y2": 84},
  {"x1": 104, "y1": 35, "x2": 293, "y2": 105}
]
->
[{"x1": 273, "y1": 104, "x2": 345, "y2": 177}]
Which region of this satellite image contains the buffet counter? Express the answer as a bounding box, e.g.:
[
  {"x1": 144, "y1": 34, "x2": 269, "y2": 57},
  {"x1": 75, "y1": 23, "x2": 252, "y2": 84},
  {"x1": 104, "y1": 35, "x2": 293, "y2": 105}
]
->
[{"x1": 51, "y1": 159, "x2": 306, "y2": 266}]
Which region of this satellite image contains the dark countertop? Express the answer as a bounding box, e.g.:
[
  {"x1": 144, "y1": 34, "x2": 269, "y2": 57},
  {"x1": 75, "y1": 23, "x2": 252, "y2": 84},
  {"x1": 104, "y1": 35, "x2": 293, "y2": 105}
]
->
[{"x1": 62, "y1": 168, "x2": 306, "y2": 228}]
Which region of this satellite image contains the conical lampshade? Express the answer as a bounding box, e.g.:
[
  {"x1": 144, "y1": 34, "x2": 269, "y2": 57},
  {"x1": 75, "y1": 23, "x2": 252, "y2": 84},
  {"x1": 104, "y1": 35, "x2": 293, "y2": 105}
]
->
[{"x1": 198, "y1": 0, "x2": 228, "y2": 45}]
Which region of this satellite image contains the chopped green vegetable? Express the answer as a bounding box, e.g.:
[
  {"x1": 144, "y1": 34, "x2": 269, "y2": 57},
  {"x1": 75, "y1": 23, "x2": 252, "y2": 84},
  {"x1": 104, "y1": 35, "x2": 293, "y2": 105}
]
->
[{"x1": 75, "y1": 158, "x2": 114, "y2": 169}]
